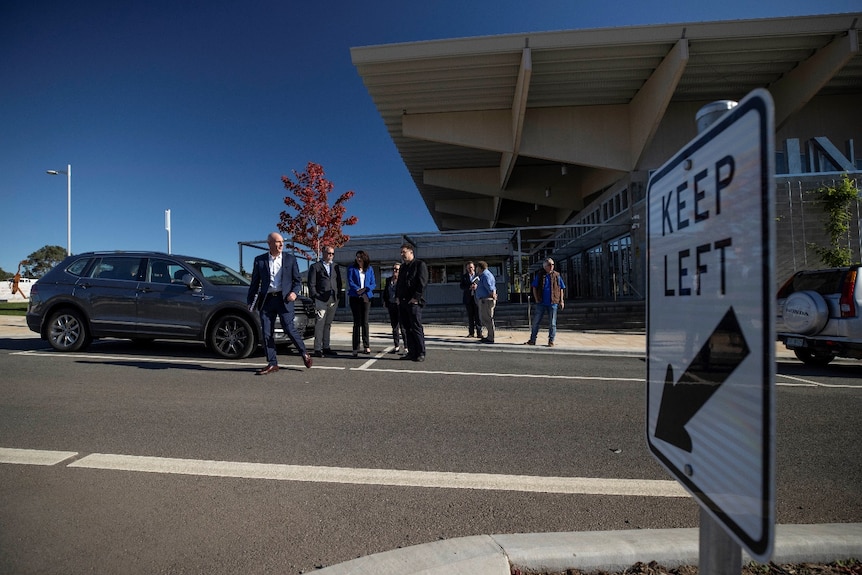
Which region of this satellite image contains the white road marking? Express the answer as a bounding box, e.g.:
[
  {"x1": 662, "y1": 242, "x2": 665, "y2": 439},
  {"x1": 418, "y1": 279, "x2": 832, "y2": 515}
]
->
[
  {"x1": 0, "y1": 447, "x2": 78, "y2": 466},
  {"x1": 11, "y1": 350, "x2": 345, "y2": 370},
  {"x1": 359, "y1": 367, "x2": 644, "y2": 382},
  {"x1": 775, "y1": 374, "x2": 861, "y2": 389},
  {"x1": 0, "y1": 447, "x2": 688, "y2": 497},
  {"x1": 353, "y1": 348, "x2": 389, "y2": 369},
  {"x1": 14, "y1": 350, "x2": 859, "y2": 387}
]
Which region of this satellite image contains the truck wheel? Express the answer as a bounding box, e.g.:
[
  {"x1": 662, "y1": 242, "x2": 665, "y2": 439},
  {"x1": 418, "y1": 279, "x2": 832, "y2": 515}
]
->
[{"x1": 793, "y1": 348, "x2": 835, "y2": 366}]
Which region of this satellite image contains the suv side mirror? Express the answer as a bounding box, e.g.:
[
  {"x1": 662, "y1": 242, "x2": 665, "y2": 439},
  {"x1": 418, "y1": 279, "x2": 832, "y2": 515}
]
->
[{"x1": 182, "y1": 274, "x2": 201, "y2": 289}]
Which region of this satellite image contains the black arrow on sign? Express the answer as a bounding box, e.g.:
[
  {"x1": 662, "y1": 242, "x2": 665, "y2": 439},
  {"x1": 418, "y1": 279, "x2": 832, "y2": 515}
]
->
[{"x1": 654, "y1": 307, "x2": 750, "y2": 453}]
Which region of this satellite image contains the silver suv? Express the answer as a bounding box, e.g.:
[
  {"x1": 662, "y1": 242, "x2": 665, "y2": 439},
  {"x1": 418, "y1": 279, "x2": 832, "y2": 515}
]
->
[
  {"x1": 26, "y1": 251, "x2": 315, "y2": 359},
  {"x1": 776, "y1": 265, "x2": 862, "y2": 365}
]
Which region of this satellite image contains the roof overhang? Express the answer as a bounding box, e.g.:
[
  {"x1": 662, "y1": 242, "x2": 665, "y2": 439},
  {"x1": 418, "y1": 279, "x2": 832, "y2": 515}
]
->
[{"x1": 352, "y1": 13, "x2": 862, "y2": 232}]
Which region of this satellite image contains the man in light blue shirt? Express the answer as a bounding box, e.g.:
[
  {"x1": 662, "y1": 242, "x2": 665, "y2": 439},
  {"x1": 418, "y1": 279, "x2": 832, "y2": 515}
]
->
[{"x1": 475, "y1": 260, "x2": 497, "y2": 343}]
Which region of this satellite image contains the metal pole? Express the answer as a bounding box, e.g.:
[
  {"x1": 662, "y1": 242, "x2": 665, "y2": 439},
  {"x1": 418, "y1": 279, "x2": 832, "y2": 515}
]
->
[
  {"x1": 855, "y1": 179, "x2": 861, "y2": 262},
  {"x1": 165, "y1": 209, "x2": 172, "y2": 254},
  {"x1": 66, "y1": 164, "x2": 72, "y2": 255},
  {"x1": 799, "y1": 182, "x2": 808, "y2": 267},
  {"x1": 47, "y1": 164, "x2": 72, "y2": 255},
  {"x1": 699, "y1": 509, "x2": 741, "y2": 575},
  {"x1": 693, "y1": 101, "x2": 743, "y2": 575}
]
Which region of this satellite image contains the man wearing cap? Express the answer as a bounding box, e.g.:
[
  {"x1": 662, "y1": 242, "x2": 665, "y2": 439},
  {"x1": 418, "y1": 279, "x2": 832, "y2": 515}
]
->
[{"x1": 525, "y1": 257, "x2": 566, "y2": 347}]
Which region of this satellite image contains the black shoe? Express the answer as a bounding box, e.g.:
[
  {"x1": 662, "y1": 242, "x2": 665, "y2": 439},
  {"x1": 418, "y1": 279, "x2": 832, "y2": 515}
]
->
[
  {"x1": 481, "y1": 338, "x2": 494, "y2": 344},
  {"x1": 313, "y1": 350, "x2": 324, "y2": 358},
  {"x1": 399, "y1": 354, "x2": 415, "y2": 360},
  {"x1": 256, "y1": 364, "x2": 279, "y2": 375},
  {"x1": 412, "y1": 355, "x2": 426, "y2": 362},
  {"x1": 323, "y1": 348, "x2": 337, "y2": 357}
]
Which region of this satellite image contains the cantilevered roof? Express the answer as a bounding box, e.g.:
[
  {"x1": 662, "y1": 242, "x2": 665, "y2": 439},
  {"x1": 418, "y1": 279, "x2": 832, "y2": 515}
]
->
[{"x1": 351, "y1": 13, "x2": 862, "y2": 231}]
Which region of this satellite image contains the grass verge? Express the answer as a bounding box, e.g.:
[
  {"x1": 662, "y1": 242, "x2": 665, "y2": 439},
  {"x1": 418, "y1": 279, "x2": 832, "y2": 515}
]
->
[{"x1": 0, "y1": 302, "x2": 28, "y2": 316}]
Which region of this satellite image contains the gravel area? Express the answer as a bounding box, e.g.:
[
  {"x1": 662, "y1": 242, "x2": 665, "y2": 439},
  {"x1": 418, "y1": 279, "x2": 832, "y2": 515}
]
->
[{"x1": 514, "y1": 559, "x2": 861, "y2": 575}]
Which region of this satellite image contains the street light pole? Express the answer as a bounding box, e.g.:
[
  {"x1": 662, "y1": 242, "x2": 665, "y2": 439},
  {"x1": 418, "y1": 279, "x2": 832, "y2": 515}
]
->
[
  {"x1": 165, "y1": 209, "x2": 172, "y2": 254},
  {"x1": 46, "y1": 164, "x2": 72, "y2": 256}
]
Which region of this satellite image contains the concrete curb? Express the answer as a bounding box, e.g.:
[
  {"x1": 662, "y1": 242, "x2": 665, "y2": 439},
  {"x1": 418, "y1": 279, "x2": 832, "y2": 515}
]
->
[{"x1": 315, "y1": 523, "x2": 862, "y2": 574}]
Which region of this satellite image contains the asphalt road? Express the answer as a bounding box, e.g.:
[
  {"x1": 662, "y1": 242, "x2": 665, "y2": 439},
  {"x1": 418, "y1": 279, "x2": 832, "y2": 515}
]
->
[{"x1": 1, "y1": 335, "x2": 860, "y2": 574}]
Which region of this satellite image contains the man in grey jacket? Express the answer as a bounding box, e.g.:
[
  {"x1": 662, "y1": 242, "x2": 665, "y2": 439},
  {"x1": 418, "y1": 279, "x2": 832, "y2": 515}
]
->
[{"x1": 307, "y1": 245, "x2": 342, "y2": 357}]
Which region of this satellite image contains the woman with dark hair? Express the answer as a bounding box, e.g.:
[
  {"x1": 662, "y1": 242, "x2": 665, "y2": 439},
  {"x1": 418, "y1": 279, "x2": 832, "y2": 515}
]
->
[{"x1": 347, "y1": 250, "x2": 376, "y2": 356}]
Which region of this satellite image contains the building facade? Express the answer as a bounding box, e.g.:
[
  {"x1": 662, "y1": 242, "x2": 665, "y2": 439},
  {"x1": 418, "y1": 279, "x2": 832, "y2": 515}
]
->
[{"x1": 351, "y1": 13, "x2": 862, "y2": 302}]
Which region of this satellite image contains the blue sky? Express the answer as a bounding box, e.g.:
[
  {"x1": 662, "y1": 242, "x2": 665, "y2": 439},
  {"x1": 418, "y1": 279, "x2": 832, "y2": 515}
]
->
[{"x1": 2, "y1": 0, "x2": 858, "y2": 275}]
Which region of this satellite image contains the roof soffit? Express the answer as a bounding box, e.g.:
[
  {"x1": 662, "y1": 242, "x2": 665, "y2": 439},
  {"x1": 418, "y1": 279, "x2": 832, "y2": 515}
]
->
[{"x1": 351, "y1": 13, "x2": 862, "y2": 231}]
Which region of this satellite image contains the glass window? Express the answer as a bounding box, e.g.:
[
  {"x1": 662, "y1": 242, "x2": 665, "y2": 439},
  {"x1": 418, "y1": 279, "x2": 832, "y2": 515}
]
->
[
  {"x1": 146, "y1": 259, "x2": 187, "y2": 284},
  {"x1": 90, "y1": 257, "x2": 144, "y2": 281},
  {"x1": 428, "y1": 265, "x2": 446, "y2": 284},
  {"x1": 66, "y1": 257, "x2": 92, "y2": 277},
  {"x1": 608, "y1": 235, "x2": 634, "y2": 299},
  {"x1": 182, "y1": 259, "x2": 249, "y2": 286}
]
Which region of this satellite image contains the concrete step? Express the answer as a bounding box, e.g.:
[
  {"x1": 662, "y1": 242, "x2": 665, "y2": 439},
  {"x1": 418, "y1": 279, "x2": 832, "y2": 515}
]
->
[{"x1": 335, "y1": 301, "x2": 645, "y2": 331}]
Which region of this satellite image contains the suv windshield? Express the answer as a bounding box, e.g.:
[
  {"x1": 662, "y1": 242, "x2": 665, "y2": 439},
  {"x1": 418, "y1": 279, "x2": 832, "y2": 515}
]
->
[{"x1": 181, "y1": 259, "x2": 249, "y2": 286}]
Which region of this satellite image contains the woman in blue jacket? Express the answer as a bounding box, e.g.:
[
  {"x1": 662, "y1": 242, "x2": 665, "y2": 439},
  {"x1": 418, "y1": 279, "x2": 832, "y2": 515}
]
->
[{"x1": 347, "y1": 250, "x2": 376, "y2": 356}]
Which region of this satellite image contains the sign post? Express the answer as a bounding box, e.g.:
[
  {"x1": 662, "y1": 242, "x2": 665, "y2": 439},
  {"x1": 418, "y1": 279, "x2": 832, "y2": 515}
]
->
[{"x1": 646, "y1": 88, "x2": 776, "y2": 565}]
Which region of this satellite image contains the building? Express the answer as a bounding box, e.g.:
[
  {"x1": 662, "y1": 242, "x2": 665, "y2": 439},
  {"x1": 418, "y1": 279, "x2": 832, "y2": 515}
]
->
[{"x1": 350, "y1": 13, "x2": 862, "y2": 303}]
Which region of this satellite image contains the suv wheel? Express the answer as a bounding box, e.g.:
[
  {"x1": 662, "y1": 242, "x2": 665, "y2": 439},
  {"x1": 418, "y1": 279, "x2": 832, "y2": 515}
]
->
[
  {"x1": 783, "y1": 290, "x2": 829, "y2": 335},
  {"x1": 793, "y1": 348, "x2": 835, "y2": 366},
  {"x1": 47, "y1": 308, "x2": 92, "y2": 352},
  {"x1": 209, "y1": 314, "x2": 255, "y2": 359}
]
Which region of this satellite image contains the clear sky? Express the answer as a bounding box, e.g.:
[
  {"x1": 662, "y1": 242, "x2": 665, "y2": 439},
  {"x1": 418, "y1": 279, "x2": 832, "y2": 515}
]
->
[{"x1": 2, "y1": 0, "x2": 858, "y2": 275}]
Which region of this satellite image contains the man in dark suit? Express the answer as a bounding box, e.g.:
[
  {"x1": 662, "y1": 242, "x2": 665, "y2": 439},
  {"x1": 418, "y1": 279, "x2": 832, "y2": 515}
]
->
[
  {"x1": 306, "y1": 245, "x2": 342, "y2": 357},
  {"x1": 246, "y1": 232, "x2": 312, "y2": 375},
  {"x1": 458, "y1": 260, "x2": 481, "y2": 338},
  {"x1": 395, "y1": 243, "x2": 428, "y2": 362}
]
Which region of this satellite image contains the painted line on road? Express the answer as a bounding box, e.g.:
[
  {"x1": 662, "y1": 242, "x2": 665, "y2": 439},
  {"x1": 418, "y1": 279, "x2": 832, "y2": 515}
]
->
[
  {"x1": 0, "y1": 447, "x2": 79, "y2": 466},
  {"x1": 14, "y1": 350, "x2": 857, "y2": 388},
  {"x1": 11, "y1": 350, "x2": 346, "y2": 371},
  {"x1": 68, "y1": 453, "x2": 689, "y2": 497},
  {"x1": 10, "y1": 349, "x2": 635, "y2": 381},
  {"x1": 358, "y1": 367, "x2": 644, "y2": 382},
  {"x1": 353, "y1": 348, "x2": 390, "y2": 370},
  {"x1": 775, "y1": 374, "x2": 862, "y2": 389},
  {"x1": 0, "y1": 447, "x2": 688, "y2": 497}
]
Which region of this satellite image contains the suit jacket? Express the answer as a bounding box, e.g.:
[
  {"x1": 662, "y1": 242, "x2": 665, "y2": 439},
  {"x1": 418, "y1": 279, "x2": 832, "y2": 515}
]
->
[
  {"x1": 247, "y1": 251, "x2": 303, "y2": 309},
  {"x1": 459, "y1": 272, "x2": 477, "y2": 305},
  {"x1": 395, "y1": 258, "x2": 428, "y2": 305},
  {"x1": 307, "y1": 260, "x2": 342, "y2": 303},
  {"x1": 347, "y1": 264, "x2": 376, "y2": 298}
]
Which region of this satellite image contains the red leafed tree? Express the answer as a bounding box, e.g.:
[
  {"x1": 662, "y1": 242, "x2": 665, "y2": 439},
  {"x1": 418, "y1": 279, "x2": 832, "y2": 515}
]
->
[{"x1": 278, "y1": 162, "x2": 359, "y2": 261}]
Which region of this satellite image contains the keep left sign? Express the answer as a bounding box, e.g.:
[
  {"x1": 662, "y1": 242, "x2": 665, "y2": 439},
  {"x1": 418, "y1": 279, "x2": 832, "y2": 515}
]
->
[{"x1": 646, "y1": 88, "x2": 776, "y2": 560}]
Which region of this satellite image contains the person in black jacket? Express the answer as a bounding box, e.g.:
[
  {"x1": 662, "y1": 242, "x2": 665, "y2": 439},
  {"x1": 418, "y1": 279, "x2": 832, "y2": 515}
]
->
[
  {"x1": 458, "y1": 260, "x2": 482, "y2": 338},
  {"x1": 382, "y1": 262, "x2": 407, "y2": 354},
  {"x1": 395, "y1": 243, "x2": 428, "y2": 362},
  {"x1": 307, "y1": 245, "x2": 342, "y2": 357}
]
